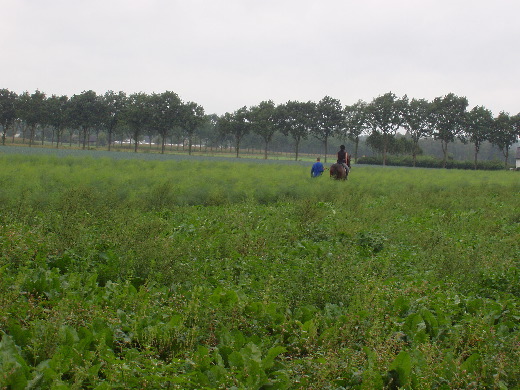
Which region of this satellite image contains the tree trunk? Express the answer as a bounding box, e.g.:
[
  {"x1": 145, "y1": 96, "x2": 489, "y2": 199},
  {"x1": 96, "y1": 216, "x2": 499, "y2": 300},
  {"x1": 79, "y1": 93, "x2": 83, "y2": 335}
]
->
[
  {"x1": 503, "y1": 149, "x2": 509, "y2": 169},
  {"x1": 108, "y1": 130, "x2": 112, "y2": 151},
  {"x1": 12, "y1": 121, "x2": 21, "y2": 143},
  {"x1": 29, "y1": 125, "x2": 36, "y2": 146},
  {"x1": 82, "y1": 127, "x2": 88, "y2": 149},
  {"x1": 441, "y1": 140, "x2": 448, "y2": 168},
  {"x1": 294, "y1": 137, "x2": 301, "y2": 161},
  {"x1": 412, "y1": 140, "x2": 419, "y2": 167},
  {"x1": 382, "y1": 133, "x2": 389, "y2": 166},
  {"x1": 474, "y1": 143, "x2": 479, "y2": 170},
  {"x1": 354, "y1": 137, "x2": 360, "y2": 164},
  {"x1": 235, "y1": 137, "x2": 240, "y2": 158},
  {"x1": 324, "y1": 136, "x2": 329, "y2": 163}
]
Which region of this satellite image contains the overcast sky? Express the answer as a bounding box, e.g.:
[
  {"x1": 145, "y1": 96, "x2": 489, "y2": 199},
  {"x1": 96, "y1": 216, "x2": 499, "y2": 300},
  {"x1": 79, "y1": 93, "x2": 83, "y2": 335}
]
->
[{"x1": 2, "y1": 0, "x2": 519, "y2": 116}]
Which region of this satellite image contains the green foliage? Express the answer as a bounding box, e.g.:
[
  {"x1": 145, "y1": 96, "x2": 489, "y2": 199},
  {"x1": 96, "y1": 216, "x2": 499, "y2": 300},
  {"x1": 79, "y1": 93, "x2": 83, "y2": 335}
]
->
[
  {"x1": 0, "y1": 152, "x2": 519, "y2": 388},
  {"x1": 0, "y1": 333, "x2": 30, "y2": 390}
]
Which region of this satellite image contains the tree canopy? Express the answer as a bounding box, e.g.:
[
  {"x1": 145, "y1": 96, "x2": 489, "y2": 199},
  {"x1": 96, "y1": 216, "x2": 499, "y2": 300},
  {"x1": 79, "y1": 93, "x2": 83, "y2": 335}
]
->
[
  {"x1": 366, "y1": 92, "x2": 408, "y2": 166},
  {"x1": 430, "y1": 93, "x2": 469, "y2": 168},
  {"x1": 311, "y1": 96, "x2": 344, "y2": 163}
]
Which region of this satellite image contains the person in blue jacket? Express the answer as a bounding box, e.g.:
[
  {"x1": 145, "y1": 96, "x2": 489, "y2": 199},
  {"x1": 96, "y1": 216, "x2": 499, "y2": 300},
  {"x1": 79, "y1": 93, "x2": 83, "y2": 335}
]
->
[{"x1": 311, "y1": 157, "x2": 325, "y2": 177}]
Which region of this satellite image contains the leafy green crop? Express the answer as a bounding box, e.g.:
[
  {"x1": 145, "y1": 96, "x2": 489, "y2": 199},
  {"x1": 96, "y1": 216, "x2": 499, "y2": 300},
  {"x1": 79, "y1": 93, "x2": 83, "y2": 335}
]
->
[{"x1": 0, "y1": 151, "x2": 519, "y2": 388}]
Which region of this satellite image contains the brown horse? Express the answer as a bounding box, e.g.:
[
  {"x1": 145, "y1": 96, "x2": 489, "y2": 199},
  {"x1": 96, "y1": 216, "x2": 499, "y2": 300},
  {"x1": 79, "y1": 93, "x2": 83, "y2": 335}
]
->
[{"x1": 329, "y1": 163, "x2": 348, "y2": 180}]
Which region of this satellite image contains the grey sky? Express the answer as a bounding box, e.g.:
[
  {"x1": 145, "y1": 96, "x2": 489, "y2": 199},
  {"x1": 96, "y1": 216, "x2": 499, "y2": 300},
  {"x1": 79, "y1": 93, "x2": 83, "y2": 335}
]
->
[{"x1": 2, "y1": 0, "x2": 519, "y2": 116}]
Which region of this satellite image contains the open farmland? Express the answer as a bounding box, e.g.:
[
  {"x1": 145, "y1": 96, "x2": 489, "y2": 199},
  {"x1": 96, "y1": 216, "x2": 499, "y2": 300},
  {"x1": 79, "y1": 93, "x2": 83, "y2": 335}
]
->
[{"x1": 0, "y1": 147, "x2": 519, "y2": 389}]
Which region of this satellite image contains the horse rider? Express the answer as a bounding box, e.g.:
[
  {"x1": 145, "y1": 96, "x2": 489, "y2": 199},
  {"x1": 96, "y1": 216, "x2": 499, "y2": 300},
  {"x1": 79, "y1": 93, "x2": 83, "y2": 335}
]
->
[{"x1": 337, "y1": 145, "x2": 350, "y2": 173}]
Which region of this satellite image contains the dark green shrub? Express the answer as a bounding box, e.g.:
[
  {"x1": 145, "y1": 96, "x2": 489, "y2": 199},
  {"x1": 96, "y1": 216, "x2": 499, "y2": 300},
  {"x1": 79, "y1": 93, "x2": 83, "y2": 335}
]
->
[{"x1": 357, "y1": 155, "x2": 509, "y2": 170}]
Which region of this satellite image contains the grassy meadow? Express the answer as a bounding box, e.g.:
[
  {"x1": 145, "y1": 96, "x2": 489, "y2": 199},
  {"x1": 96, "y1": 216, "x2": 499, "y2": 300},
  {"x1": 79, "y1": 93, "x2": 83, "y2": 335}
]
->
[{"x1": 0, "y1": 148, "x2": 519, "y2": 389}]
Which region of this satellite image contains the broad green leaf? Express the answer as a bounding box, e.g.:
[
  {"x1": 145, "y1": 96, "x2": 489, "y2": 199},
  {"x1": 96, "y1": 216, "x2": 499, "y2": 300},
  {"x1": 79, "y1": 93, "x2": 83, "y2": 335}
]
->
[
  {"x1": 393, "y1": 296, "x2": 410, "y2": 316},
  {"x1": 389, "y1": 350, "x2": 412, "y2": 388},
  {"x1": 206, "y1": 365, "x2": 228, "y2": 387},
  {"x1": 244, "y1": 359, "x2": 267, "y2": 389},
  {"x1": 58, "y1": 325, "x2": 79, "y2": 346},
  {"x1": 241, "y1": 342, "x2": 262, "y2": 364},
  {"x1": 194, "y1": 345, "x2": 211, "y2": 371},
  {"x1": 420, "y1": 308, "x2": 439, "y2": 338},
  {"x1": 0, "y1": 333, "x2": 30, "y2": 390},
  {"x1": 228, "y1": 351, "x2": 243, "y2": 369},
  {"x1": 460, "y1": 353, "x2": 481, "y2": 374},
  {"x1": 262, "y1": 345, "x2": 286, "y2": 370}
]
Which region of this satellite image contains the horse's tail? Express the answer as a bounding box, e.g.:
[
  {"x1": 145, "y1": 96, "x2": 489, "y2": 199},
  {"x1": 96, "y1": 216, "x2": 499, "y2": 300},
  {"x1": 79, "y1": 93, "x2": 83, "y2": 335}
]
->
[
  {"x1": 329, "y1": 164, "x2": 336, "y2": 177},
  {"x1": 330, "y1": 163, "x2": 347, "y2": 180}
]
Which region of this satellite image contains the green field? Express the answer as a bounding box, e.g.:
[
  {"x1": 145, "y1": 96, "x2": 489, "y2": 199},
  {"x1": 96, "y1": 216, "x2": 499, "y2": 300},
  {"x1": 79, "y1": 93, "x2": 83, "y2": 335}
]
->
[{"x1": 1, "y1": 148, "x2": 519, "y2": 389}]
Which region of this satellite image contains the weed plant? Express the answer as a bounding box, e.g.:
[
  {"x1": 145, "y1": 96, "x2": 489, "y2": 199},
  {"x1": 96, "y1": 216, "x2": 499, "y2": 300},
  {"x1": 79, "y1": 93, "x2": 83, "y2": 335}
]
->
[{"x1": 0, "y1": 152, "x2": 519, "y2": 389}]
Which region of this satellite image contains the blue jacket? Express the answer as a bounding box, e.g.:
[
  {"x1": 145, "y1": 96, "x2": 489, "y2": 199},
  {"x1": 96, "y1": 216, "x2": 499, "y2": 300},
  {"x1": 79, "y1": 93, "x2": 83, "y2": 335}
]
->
[{"x1": 311, "y1": 161, "x2": 324, "y2": 177}]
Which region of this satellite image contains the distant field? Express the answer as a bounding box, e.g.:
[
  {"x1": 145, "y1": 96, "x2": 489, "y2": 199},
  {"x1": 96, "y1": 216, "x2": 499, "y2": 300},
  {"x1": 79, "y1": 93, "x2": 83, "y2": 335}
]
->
[
  {"x1": 0, "y1": 144, "x2": 320, "y2": 164},
  {"x1": 0, "y1": 149, "x2": 519, "y2": 389}
]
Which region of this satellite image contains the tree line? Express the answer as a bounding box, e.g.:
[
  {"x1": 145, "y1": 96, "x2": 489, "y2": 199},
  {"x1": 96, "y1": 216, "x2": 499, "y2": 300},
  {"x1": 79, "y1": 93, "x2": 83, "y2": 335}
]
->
[{"x1": 1, "y1": 89, "x2": 519, "y2": 168}]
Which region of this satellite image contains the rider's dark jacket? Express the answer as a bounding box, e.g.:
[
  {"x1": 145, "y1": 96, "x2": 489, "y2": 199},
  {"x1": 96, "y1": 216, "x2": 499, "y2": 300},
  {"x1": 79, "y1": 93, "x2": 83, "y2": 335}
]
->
[{"x1": 337, "y1": 149, "x2": 347, "y2": 164}]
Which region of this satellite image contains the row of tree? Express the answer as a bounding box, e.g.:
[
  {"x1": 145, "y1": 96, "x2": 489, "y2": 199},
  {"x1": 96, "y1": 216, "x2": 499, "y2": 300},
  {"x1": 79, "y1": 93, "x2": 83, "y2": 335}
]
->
[
  {"x1": 0, "y1": 89, "x2": 206, "y2": 155},
  {"x1": 1, "y1": 88, "x2": 519, "y2": 168}
]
